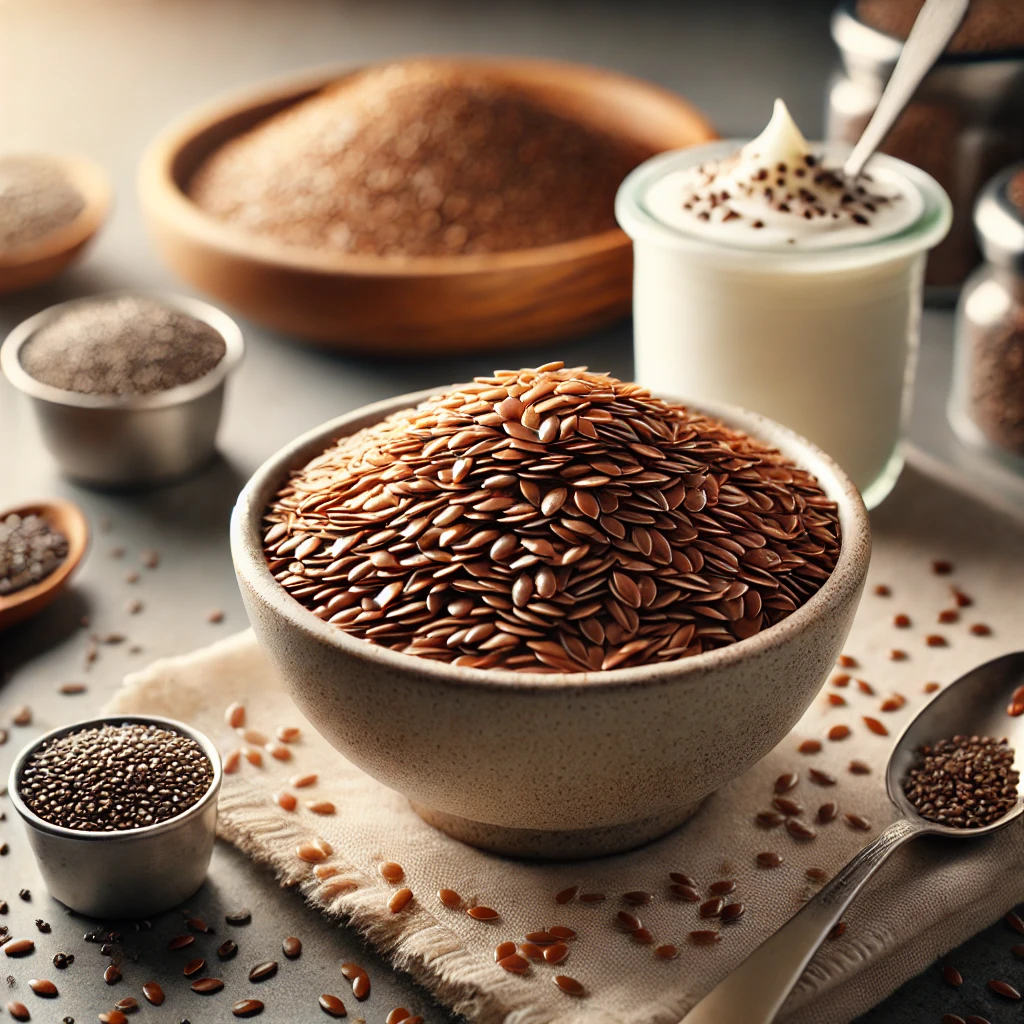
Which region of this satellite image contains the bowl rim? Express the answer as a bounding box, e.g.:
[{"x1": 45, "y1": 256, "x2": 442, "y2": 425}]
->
[
  {"x1": 7, "y1": 714, "x2": 222, "y2": 843},
  {"x1": 0, "y1": 498, "x2": 90, "y2": 621},
  {"x1": 0, "y1": 290, "x2": 245, "y2": 411},
  {"x1": 139, "y1": 56, "x2": 718, "y2": 280},
  {"x1": 0, "y1": 150, "x2": 112, "y2": 270},
  {"x1": 231, "y1": 385, "x2": 871, "y2": 693}
]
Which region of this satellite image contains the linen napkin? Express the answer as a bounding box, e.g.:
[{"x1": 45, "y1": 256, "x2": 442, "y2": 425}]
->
[{"x1": 108, "y1": 459, "x2": 1024, "y2": 1024}]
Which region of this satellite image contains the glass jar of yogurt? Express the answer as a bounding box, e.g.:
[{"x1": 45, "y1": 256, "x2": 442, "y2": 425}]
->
[{"x1": 616, "y1": 100, "x2": 951, "y2": 509}]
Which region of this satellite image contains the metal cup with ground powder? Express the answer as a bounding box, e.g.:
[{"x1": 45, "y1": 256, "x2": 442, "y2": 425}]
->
[
  {"x1": 0, "y1": 513, "x2": 68, "y2": 595},
  {"x1": 18, "y1": 295, "x2": 226, "y2": 397},
  {"x1": 189, "y1": 60, "x2": 650, "y2": 257},
  {"x1": 0, "y1": 154, "x2": 85, "y2": 253},
  {"x1": 18, "y1": 722, "x2": 214, "y2": 831},
  {"x1": 263, "y1": 363, "x2": 842, "y2": 674}
]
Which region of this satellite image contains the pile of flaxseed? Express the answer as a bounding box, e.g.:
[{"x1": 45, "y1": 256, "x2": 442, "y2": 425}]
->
[
  {"x1": 189, "y1": 61, "x2": 649, "y2": 257},
  {"x1": 0, "y1": 513, "x2": 68, "y2": 596},
  {"x1": 0, "y1": 154, "x2": 85, "y2": 253},
  {"x1": 263, "y1": 363, "x2": 842, "y2": 673}
]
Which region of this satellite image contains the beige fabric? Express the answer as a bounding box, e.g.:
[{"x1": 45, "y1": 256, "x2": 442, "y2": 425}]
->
[{"x1": 109, "y1": 462, "x2": 1024, "y2": 1024}]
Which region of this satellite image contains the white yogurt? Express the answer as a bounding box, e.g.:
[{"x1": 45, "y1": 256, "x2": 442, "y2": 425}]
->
[{"x1": 616, "y1": 101, "x2": 951, "y2": 508}]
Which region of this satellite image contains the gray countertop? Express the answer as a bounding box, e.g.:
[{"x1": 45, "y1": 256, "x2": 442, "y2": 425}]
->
[{"x1": 2, "y1": 1, "x2": 1023, "y2": 1022}]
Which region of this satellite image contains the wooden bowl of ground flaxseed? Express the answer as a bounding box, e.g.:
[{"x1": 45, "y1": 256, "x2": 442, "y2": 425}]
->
[{"x1": 139, "y1": 58, "x2": 716, "y2": 354}]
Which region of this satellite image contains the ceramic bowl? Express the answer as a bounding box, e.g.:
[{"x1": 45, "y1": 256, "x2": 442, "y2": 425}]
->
[
  {"x1": 231, "y1": 389, "x2": 870, "y2": 859},
  {"x1": 139, "y1": 58, "x2": 716, "y2": 354}
]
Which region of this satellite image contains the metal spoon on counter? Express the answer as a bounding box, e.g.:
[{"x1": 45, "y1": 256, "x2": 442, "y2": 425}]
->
[
  {"x1": 680, "y1": 650, "x2": 1024, "y2": 1024},
  {"x1": 843, "y1": 0, "x2": 969, "y2": 180}
]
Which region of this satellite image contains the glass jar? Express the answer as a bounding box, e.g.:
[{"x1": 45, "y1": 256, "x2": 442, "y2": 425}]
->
[
  {"x1": 949, "y1": 163, "x2": 1024, "y2": 472},
  {"x1": 827, "y1": 2, "x2": 1024, "y2": 299}
]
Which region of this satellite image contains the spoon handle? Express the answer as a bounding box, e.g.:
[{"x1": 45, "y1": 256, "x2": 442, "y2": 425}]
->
[
  {"x1": 844, "y1": 0, "x2": 969, "y2": 179},
  {"x1": 678, "y1": 819, "x2": 920, "y2": 1024}
]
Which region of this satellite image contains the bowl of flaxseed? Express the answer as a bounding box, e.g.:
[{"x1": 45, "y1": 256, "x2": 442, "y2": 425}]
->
[
  {"x1": 139, "y1": 57, "x2": 716, "y2": 353},
  {"x1": 1, "y1": 291, "x2": 244, "y2": 488},
  {"x1": 8, "y1": 715, "x2": 221, "y2": 918},
  {"x1": 231, "y1": 364, "x2": 871, "y2": 859}
]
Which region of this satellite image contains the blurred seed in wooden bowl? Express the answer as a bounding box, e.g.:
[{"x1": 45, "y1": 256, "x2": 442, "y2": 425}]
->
[
  {"x1": 0, "y1": 152, "x2": 111, "y2": 296},
  {"x1": 139, "y1": 57, "x2": 716, "y2": 354}
]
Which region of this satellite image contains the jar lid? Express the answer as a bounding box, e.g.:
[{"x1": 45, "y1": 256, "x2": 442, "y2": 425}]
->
[{"x1": 975, "y1": 163, "x2": 1024, "y2": 271}]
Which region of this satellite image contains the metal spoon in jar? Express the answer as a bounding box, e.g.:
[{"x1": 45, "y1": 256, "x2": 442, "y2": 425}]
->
[
  {"x1": 844, "y1": 0, "x2": 969, "y2": 180},
  {"x1": 680, "y1": 650, "x2": 1024, "y2": 1024}
]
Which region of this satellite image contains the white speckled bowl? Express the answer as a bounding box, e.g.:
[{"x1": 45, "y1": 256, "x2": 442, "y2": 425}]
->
[{"x1": 231, "y1": 389, "x2": 870, "y2": 859}]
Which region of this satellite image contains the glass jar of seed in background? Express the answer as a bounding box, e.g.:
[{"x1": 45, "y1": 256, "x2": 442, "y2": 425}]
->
[{"x1": 949, "y1": 162, "x2": 1024, "y2": 474}]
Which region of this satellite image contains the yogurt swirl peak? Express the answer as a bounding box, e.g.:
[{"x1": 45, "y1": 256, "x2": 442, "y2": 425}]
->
[{"x1": 645, "y1": 99, "x2": 921, "y2": 250}]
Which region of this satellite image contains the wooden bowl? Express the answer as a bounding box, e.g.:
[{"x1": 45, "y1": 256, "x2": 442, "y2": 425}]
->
[
  {"x1": 138, "y1": 58, "x2": 716, "y2": 354},
  {"x1": 0, "y1": 153, "x2": 111, "y2": 296},
  {"x1": 0, "y1": 499, "x2": 89, "y2": 632}
]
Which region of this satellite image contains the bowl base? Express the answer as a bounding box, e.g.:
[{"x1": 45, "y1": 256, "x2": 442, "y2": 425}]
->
[{"x1": 410, "y1": 800, "x2": 704, "y2": 860}]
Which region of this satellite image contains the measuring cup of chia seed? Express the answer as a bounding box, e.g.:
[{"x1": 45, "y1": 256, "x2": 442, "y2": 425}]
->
[{"x1": 9, "y1": 715, "x2": 221, "y2": 918}]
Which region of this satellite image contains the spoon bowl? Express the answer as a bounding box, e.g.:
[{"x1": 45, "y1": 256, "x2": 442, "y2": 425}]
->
[
  {"x1": 887, "y1": 650, "x2": 1024, "y2": 838},
  {"x1": 0, "y1": 152, "x2": 111, "y2": 296},
  {"x1": 0, "y1": 499, "x2": 90, "y2": 631}
]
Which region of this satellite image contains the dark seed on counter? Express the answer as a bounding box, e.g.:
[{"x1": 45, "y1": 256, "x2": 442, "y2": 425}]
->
[
  {"x1": 28, "y1": 979, "x2": 57, "y2": 997},
  {"x1": 932, "y1": 560, "x2": 953, "y2": 575},
  {"x1": 938, "y1": 609, "x2": 959, "y2": 624},
  {"x1": 849, "y1": 760, "x2": 871, "y2": 775},
  {"x1": 670, "y1": 883, "x2": 701, "y2": 902},
  {"x1": 756, "y1": 810, "x2": 785, "y2": 828},
  {"x1": 942, "y1": 965, "x2": 963, "y2": 987},
  {"x1": 817, "y1": 802, "x2": 839, "y2": 824},
  {"x1": 183, "y1": 958, "x2": 205, "y2": 977},
  {"x1": 987, "y1": 979, "x2": 1021, "y2": 999},
  {"x1": 773, "y1": 797, "x2": 802, "y2": 816},
  {"x1": 856, "y1": 679, "x2": 875, "y2": 696},
  {"x1": 438, "y1": 889, "x2": 462, "y2": 909},
  {"x1": 318, "y1": 994, "x2": 346, "y2": 1017},
  {"x1": 709, "y1": 880, "x2": 736, "y2": 895},
  {"x1": 926, "y1": 634, "x2": 948, "y2": 647},
  {"x1": 654, "y1": 944, "x2": 678, "y2": 959},
  {"x1": 59, "y1": 683, "x2": 87, "y2": 694},
  {"x1": 142, "y1": 982, "x2": 165, "y2": 1006},
  {"x1": 893, "y1": 613, "x2": 910, "y2": 628},
  {"x1": 104, "y1": 964, "x2": 121, "y2": 984},
  {"x1": 890, "y1": 649, "x2": 907, "y2": 661},
  {"x1": 806, "y1": 867, "x2": 829, "y2": 882},
  {"x1": 217, "y1": 939, "x2": 238, "y2": 959},
  {"x1": 669, "y1": 872, "x2": 697, "y2": 887},
  {"x1": 549, "y1": 926, "x2": 575, "y2": 940},
  {"x1": 863, "y1": 717, "x2": 888, "y2": 736},
  {"x1": 114, "y1": 998, "x2": 138, "y2": 1012},
  {"x1": 283, "y1": 936, "x2": 302, "y2": 959},
  {"x1": 809, "y1": 768, "x2": 836, "y2": 787},
  {"x1": 553, "y1": 974, "x2": 586, "y2": 995},
  {"x1": 970, "y1": 623, "x2": 992, "y2": 636},
  {"x1": 631, "y1": 927, "x2": 654, "y2": 945},
  {"x1": 4, "y1": 938, "x2": 35, "y2": 956},
  {"x1": 467, "y1": 905, "x2": 499, "y2": 920},
  {"x1": 1006, "y1": 911, "x2": 1024, "y2": 935},
  {"x1": 232, "y1": 1002, "x2": 264, "y2": 1018},
  {"x1": 828, "y1": 725, "x2": 851, "y2": 741},
  {"x1": 798, "y1": 739, "x2": 822, "y2": 754},
  {"x1": 168, "y1": 935, "x2": 195, "y2": 950},
  {"x1": 6, "y1": 1003, "x2": 30, "y2": 1022},
  {"x1": 756, "y1": 851, "x2": 783, "y2": 868},
  {"x1": 249, "y1": 961, "x2": 278, "y2": 982},
  {"x1": 615, "y1": 911, "x2": 642, "y2": 932},
  {"x1": 185, "y1": 917, "x2": 212, "y2": 933},
  {"x1": 699, "y1": 898, "x2": 724, "y2": 919},
  {"x1": 191, "y1": 978, "x2": 225, "y2": 994},
  {"x1": 553, "y1": 886, "x2": 578, "y2": 905}
]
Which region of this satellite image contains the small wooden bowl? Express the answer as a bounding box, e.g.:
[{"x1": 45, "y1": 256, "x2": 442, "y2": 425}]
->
[
  {"x1": 0, "y1": 499, "x2": 89, "y2": 632},
  {"x1": 139, "y1": 58, "x2": 716, "y2": 354},
  {"x1": 0, "y1": 153, "x2": 111, "y2": 296}
]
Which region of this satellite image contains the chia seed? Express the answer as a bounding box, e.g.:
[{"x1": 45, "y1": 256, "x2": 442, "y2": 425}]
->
[{"x1": 18, "y1": 723, "x2": 214, "y2": 831}]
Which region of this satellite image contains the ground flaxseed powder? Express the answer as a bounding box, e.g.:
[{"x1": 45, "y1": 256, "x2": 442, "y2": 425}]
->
[
  {"x1": 0, "y1": 154, "x2": 85, "y2": 253},
  {"x1": 20, "y1": 295, "x2": 226, "y2": 396},
  {"x1": 189, "y1": 61, "x2": 650, "y2": 257}
]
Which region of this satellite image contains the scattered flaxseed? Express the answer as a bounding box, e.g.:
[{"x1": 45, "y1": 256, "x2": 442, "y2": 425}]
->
[
  {"x1": 874, "y1": 584, "x2": 891, "y2": 596},
  {"x1": 58, "y1": 682, "x2": 86, "y2": 695},
  {"x1": 438, "y1": 889, "x2": 462, "y2": 909},
  {"x1": 827, "y1": 693, "x2": 846, "y2": 706},
  {"x1": 828, "y1": 725, "x2": 851, "y2": 741},
  {"x1": 670, "y1": 883, "x2": 701, "y2": 902},
  {"x1": 654, "y1": 944, "x2": 678, "y2": 959},
  {"x1": 786, "y1": 819, "x2": 816, "y2": 840},
  {"x1": 893, "y1": 613, "x2": 910, "y2": 628},
  {"x1": 926, "y1": 634, "x2": 948, "y2": 647},
  {"x1": 388, "y1": 889, "x2": 413, "y2": 913},
  {"x1": 942, "y1": 965, "x2": 963, "y2": 987},
  {"x1": 863, "y1": 716, "x2": 889, "y2": 737},
  {"x1": 880, "y1": 694, "x2": 906, "y2": 712},
  {"x1": 849, "y1": 760, "x2": 871, "y2": 775},
  {"x1": 380, "y1": 862, "x2": 405, "y2": 884},
  {"x1": 809, "y1": 768, "x2": 836, "y2": 787},
  {"x1": 207, "y1": 609, "x2": 225, "y2": 624},
  {"x1": 844, "y1": 813, "x2": 872, "y2": 831},
  {"x1": 806, "y1": 867, "x2": 829, "y2": 882},
  {"x1": 952, "y1": 587, "x2": 973, "y2": 608},
  {"x1": 553, "y1": 974, "x2": 586, "y2": 995},
  {"x1": 689, "y1": 930, "x2": 721, "y2": 945},
  {"x1": 774, "y1": 772, "x2": 798, "y2": 794},
  {"x1": 932, "y1": 560, "x2": 954, "y2": 575},
  {"x1": 319, "y1": 994, "x2": 347, "y2": 1018},
  {"x1": 988, "y1": 979, "x2": 1021, "y2": 999},
  {"x1": 837, "y1": 655, "x2": 858, "y2": 668},
  {"x1": 756, "y1": 851, "x2": 783, "y2": 868},
  {"x1": 938, "y1": 609, "x2": 959, "y2": 624},
  {"x1": 856, "y1": 679, "x2": 875, "y2": 695},
  {"x1": 890, "y1": 649, "x2": 908, "y2": 661},
  {"x1": 832, "y1": 674, "x2": 851, "y2": 687},
  {"x1": 970, "y1": 623, "x2": 992, "y2": 636},
  {"x1": 924, "y1": 682, "x2": 941, "y2": 694},
  {"x1": 773, "y1": 797, "x2": 802, "y2": 816},
  {"x1": 11, "y1": 707, "x2": 31, "y2": 727},
  {"x1": 554, "y1": 886, "x2": 579, "y2": 905},
  {"x1": 467, "y1": 905, "x2": 500, "y2": 921},
  {"x1": 798, "y1": 739, "x2": 822, "y2": 754}
]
